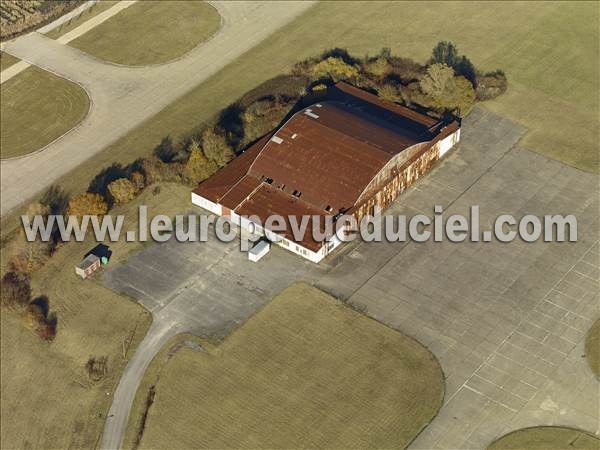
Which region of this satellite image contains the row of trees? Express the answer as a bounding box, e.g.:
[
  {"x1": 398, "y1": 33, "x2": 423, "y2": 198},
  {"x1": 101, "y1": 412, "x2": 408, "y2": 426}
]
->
[
  {"x1": 290, "y1": 42, "x2": 507, "y2": 118},
  {"x1": 64, "y1": 75, "x2": 309, "y2": 218}
]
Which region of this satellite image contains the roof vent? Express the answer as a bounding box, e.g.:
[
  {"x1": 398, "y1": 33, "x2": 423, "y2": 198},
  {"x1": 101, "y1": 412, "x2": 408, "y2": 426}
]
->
[
  {"x1": 291, "y1": 133, "x2": 298, "y2": 139},
  {"x1": 270, "y1": 135, "x2": 283, "y2": 144}
]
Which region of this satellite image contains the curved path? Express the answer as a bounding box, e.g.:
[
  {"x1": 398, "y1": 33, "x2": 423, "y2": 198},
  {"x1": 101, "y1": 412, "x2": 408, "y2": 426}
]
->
[
  {"x1": 100, "y1": 225, "x2": 327, "y2": 449},
  {"x1": 101, "y1": 312, "x2": 181, "y2": 450},
  {"x1": 0, "y1": 1, "x2": 315, "y2": 216}
]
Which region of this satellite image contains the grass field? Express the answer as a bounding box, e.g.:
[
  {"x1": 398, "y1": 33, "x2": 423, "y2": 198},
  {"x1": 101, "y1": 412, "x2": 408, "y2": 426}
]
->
[
  {"x1": 68, "y1": 1, "x2": 221, "y2": 66},
  {"x1": 0, "y1": 66, "x2": 90, "y2": 159},
  {"x1": 0, "y1": 183, "x2": 192, "y2": 449},
  {"x1": 487, "y1": 426, "x2": 600, "y2": 450},
  {"x1": 121, "y1": 333, "x2": 206, "y2": 449},
  {"x1": 2, "y1": 1, "x2": 598, "y2": 237},
  {"x1": 0, "y1": 51, "x2": 19, "y2": 71},
  {"x1": 131, "y1": 283, "x2": 444, "y2": 449},
  {"x1": 44, "y1": 1, "x2": 119, "y2": 40},
  {"x1": 585, "y1": 319, "x2": 600, "y2": 379}
]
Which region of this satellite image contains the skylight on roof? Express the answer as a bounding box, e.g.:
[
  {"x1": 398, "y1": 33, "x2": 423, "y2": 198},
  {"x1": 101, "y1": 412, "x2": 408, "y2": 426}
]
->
[{"x1": 304, "y1": 108, "x2": 319, "y2": 119}]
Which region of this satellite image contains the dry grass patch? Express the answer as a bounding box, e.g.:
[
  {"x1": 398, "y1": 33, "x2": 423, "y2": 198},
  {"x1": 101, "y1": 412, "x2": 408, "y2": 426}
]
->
[
  {"x1": 585, "y1": 319, "x2": 600, "y2": 379},
  {"x1": 68, "y1": 1, "x2": 221, "y2": 66},
  {"x1": 0, "y1": 50, "x2": 19, "y2": 71},
  {"x1": 0, "y1": 66, "x2": 89, "y2": 159},
  {"x1": 0, "y1": 183, "x2": 191, "y2": 449},
  {"x1": 0, "y1": 252, "x2": 150, "y2": 449},
  {"x1": 488, "y1": 426, "x2": 600, "y2": 450},
  {"x1": 135, "y1": 282, "x2": 444, "y2": 449}
]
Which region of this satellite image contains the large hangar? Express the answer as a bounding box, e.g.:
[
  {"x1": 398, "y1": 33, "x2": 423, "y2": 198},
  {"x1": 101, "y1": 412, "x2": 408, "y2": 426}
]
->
[{"x1": 192, "y1": 82, "x2": 461, "y2": 262}]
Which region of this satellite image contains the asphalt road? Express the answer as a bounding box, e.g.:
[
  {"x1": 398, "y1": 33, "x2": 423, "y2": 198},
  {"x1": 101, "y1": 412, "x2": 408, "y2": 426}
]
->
[
  {"x1": 100, "y1": 314, "x2": 180, "y2": 450},
  {"x1": 101, "y1": 107, "x2": 599, "y2": 449},
  {"x1": 101, "y1": 223, "x2": 325, "y2": 449},
  {"x1": 0, "y1": 1, "x2": 315, "y2": 216}
]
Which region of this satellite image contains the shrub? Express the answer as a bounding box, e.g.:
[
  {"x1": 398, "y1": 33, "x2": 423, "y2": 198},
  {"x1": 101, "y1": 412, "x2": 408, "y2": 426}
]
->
[
  {"x1": 157, "y1": 161, "x2": 185, "y2": 183},
  {"x1": 9, "y1": 201, "x2": 57, "y2": 275},
  {"x1": 24, "y1": 302, "x2": 46, "y2": 329},
  {"x1": 475, "y1": 70, "x2": 508, "y2": 100},
  {"x1": 419, "y1": 63, "x2": 455, "y2": 98},
  {"x1": 41, "y1": 185, "x2": 69, "y2": 216},
  {"x1": 218, "y1": 104, "x2": 245, "y2": 149},
  {"x1": 139, "y1": 157, "x2": 185, "y2": 186},
  {"x1": 201, "y1": 128, "x2": 234, "y2": 167},
  {"x1": 311, "y1": 57, "x2": 360, "y2": 83},
  {"x1": 130, "y1": 171, "x2": 146, "y2": 192},
  {"x1": 184, "y1": 141, "x2": 218, "y2": 184},
  {"x1": 108, "y1": 178, "x2": 137, "y2": 204},
  {"x1": 412, "y1": 73, "x2": 475, "y2": 117},
  {"x1": 154, "y1": 136, "x2": 177, "y2": 162},
  {"x1": 1, "y1": 271, "x2": 31, "y2": 311},
  {"x1": 377, "y1": 83, "x2": 403, "y2": 103},
  {"x1": 319, "y1": 47, "x2": 360, "y2": 65},
  {"x1": 140, "y1": 157, "x2": 162, "y2": 185},
  {"x1": 36, "y1": 312, "x2": 57, "y2": 341},
  {"x1": 241, "y1": 99, "x2": 292, "y2": 145},
  {"x1": 431, "y1": 41, "x2": 459, "y2": 67},
  {"x1": 88, "y1": 163, "x2": 129, "y2": 201},
  {"x1": 387, "y1": 57, "x2": 424, "y2": 84},
  {"x1": 378, "y1": 47, "x2": 392, "y2": 59},
  {"x1": 238, "y1": 75, "x2": 308, "y2": 107},
  {"x1": 67, "y1": 192, "x2": 108, "y2": 218},
  {"x1": 454, "y1": 55, "x2": 477, "y2": 86},
  {"x1": 430, "y1": 41, "x2": 477, "y2": 86},
  {"x1": 9, "y1": 238, "x2": 51, "y2": 274},
  {"x1": 363, "y1": 57, "x2": 391, "y2": 78},
  {"x1": 24, "y1": 295, "x2": 57, "y2": 341},
  {"x1": 86, "y1": 356, "x2": 108, "y2": 381}
]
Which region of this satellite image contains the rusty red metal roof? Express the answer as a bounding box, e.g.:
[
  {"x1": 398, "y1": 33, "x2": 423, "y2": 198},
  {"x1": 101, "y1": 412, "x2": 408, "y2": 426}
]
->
[
  {"x1": 219, "y1": 175, "x2": 262, "y2": 210},
  {"x1": 234, "y1": 183, "x2": 333, "y2": 252},
  {"x1": 248, "y1": 111, "x2": 394, "y2": 211},
  {"x1": 193, "y1": 82, "x2": 457, "y2": 252},
  {"x1": 330, "y1": 81, "x2": 439, "y2": 128}
]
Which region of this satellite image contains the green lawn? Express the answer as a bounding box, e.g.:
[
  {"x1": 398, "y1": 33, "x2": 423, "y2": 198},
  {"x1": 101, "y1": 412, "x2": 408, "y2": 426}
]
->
[
  {"x1": 0, "y1": 51, "x2": 19, "y2": 72},
  {"x1": 0, "y1": 66, "x2": 90, "y2": 159},
  {"x1": 44, "y1": 1, "x2": 119, "y2": 40},
  {"x1": 68, "y1": 1, "x2": 221, "y2": 66},
  {"x1": 585, "y1": 319, "x2": 600, "y2": 379},
  {"x1": 488, "y1": 426, "x2": 600, "y2": 450},
  {"x1": 131, "y1": 283, "x2": 444, "y2": 449}
]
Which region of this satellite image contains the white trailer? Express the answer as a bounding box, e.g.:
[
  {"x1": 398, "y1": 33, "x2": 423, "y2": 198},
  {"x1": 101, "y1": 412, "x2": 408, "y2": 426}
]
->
[{"x1": 249, "y1": 240, "x2": 270, "y2": 262}]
